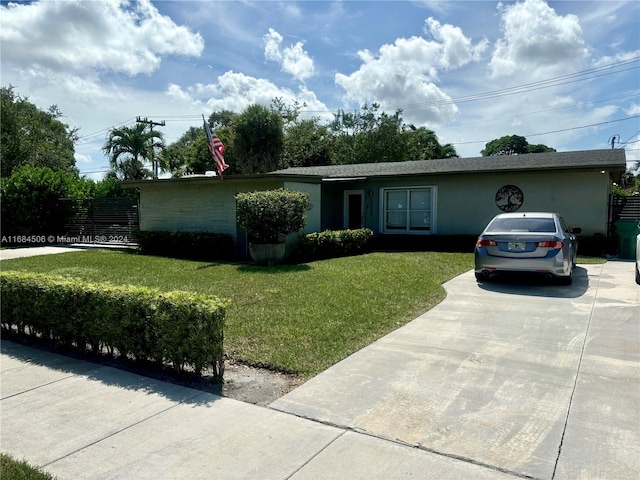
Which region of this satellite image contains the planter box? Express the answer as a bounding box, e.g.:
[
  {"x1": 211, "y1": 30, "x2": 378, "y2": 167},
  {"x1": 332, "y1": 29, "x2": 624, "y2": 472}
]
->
[{"x1": 249, "y1": 243, "x2": 286, "y2": 266}]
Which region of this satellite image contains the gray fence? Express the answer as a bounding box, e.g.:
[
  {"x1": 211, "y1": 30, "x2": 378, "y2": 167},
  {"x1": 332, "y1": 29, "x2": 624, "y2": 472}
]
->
[
  {"x1": 57, "y1": 197, "x2": 139, "y2": 245},
  {"x1": 610, "y1": 194, "x2": 640, "y2": 221}
]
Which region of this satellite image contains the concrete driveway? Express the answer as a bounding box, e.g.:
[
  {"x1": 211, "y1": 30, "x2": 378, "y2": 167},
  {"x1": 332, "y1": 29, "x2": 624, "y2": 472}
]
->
[{"x1": 271, "y1": 261, "x2": 640, "y2": 479}]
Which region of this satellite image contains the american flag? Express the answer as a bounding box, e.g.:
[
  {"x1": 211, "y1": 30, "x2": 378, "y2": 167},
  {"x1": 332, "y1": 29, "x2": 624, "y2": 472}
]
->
[{"x1": 203, "y1": 116, "x2": 229, "y2": 176}]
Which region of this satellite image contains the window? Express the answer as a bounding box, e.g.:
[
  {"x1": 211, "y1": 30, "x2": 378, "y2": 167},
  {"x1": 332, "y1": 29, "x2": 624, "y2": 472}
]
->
[
  {"x1": 486, "y1": 217, "x2": 557, "y2": 233},
  {"x1": 381, "y1": 187, "x2": 435, "y2": 234}
]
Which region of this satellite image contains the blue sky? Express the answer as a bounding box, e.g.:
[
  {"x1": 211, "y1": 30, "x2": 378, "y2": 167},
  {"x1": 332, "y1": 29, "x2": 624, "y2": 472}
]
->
[{"x1": 1, "y1": 0, "x2": 639, "y2": 180}]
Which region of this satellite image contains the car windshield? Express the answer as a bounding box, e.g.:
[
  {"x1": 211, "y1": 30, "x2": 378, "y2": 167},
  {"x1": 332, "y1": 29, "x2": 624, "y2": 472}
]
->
[{"x1": 486, "y1": 217, "x2": 557, "y2": 233}]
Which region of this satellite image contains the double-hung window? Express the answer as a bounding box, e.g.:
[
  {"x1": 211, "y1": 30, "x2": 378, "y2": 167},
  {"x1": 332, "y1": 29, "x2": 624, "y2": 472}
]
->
[{"x1": 381, "y1": 187, "x2": 435, "y2": 234}]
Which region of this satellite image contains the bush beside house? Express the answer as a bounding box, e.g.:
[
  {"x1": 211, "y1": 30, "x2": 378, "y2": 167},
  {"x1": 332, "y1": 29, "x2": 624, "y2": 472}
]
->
[
  {"x1": 235, "y1": 188, "x2": 311, "y2": 244},
  {"x1": 294, "y1": 228, "x2": 373, "y2": 261},
  {"x1": 236, "y1": 188, "x2": 311, "y2": 264}
]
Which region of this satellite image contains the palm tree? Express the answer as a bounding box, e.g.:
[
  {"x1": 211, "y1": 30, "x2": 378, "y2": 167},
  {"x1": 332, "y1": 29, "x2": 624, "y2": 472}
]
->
[{"x1": 102, "y1": 123, "x2": 165, "y2": 180}]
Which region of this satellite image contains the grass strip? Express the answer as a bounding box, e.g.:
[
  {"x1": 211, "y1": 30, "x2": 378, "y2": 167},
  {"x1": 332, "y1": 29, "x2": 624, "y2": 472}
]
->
[{"x1": 0, "y1": 453, "x2": 57, "y2": 480}]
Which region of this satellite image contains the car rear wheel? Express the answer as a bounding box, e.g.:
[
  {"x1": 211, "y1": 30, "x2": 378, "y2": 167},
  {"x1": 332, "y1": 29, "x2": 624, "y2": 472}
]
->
[{"x1": 558, "y1": 271, "x2": 572, "y2": 285}]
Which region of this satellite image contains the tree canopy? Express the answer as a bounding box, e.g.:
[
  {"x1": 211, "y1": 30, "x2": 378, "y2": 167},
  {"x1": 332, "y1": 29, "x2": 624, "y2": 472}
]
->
[
  {"x1": 161, "y1": 100, "x2": 458, "y2": 177},
  {"x1": 233, "y1": 104, "x2": 284, "y2": 174},
  {"x1": 103, "y1": 123, "x2": 165, "y2": 180},
  {"x1": 481, "y1": 135, "x2": 555, "y2": 156},
  {"x1": 1, "y1": 85, "x2": 78, "y2": 178}
]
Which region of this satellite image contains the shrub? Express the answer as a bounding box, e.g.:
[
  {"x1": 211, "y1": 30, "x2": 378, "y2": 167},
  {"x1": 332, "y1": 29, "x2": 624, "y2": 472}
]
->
[
  {"x1": 0, "y1": 165, "x2": 72, "y2": 236},
  {"x1": 0, "y1": 271, "x2": 228, "y2": 380},
  {"x1": 137, "y1": 231, "x2": 235, "y2": 261},
  {"x1": 294, "y1": 228, "x2": 373, "y2": 261},
  {"x1": 576, "y1": 233, "x2": 616, "y2": 257},
  {"x1": 235, "y1": 188, "x2": 311, "y2": 244}
]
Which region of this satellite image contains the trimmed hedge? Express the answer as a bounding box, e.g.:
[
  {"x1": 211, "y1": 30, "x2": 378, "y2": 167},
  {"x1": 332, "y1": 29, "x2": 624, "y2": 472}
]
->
[
  {"x1": 294, "y1": 228, "x2": 373, "y2": 261},
  {"x1": 0, "y1": 271, "x2": 228, "y2": 380},
  {"x1": 137, "y1": 230, "x2": 234, "y2": 261}
]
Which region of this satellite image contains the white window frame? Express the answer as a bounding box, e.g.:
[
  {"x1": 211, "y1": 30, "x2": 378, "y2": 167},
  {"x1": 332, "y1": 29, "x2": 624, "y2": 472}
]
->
[{"x1": 379, "y1": 186, "x2": 437, "y2": 235}]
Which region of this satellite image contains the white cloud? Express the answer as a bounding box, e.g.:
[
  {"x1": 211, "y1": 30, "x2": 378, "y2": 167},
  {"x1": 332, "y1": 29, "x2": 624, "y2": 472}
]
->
[
  {"x1": 167, "y1": 71, "x2": 330, "y2": 120},
  {"x1": 424, "y1": 18, "x2": 488, "y2": 70},
  {"x1": 0, "y1": 0, "x2": 204, "y2": 76},
  {"x1": 334, "y1": 19, "x2": 486, "y2": 126},
  {"x1": 489, "y1": 0, "x2": 589, "y2": 78},
  {"x1": 18, "y1": 65, "x2": 118, "y2": 104},
  {"x1": 593, "y1": 50, "x2": 640, "y2": 67},
  {"x1": 626, "y1": 103, "x2": 640, "y2": 116},
  {"x1": 74, "y1": 153, "x2": 93, "y2": 164},
  {"x1": 263, "y1": 28, "x2": 316, "y2": 82}
]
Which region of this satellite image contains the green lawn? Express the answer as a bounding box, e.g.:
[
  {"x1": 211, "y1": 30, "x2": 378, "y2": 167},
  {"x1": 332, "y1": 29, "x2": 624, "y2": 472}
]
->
[
  {"x1": 1, "y1": 250, "x2": 604, "y2": 377},
  {"x1": 0, "y1": 453, "x2": 57, "y2": 480},
  {"x1": 1, "y1": 249, "x2": 473, "y2": 377}
]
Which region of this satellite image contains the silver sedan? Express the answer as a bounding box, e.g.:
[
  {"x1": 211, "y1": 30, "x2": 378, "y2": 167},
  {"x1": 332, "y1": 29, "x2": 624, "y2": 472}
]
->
[{"x1": 474, "y1": 212, "x2": 581, "y2": 285}]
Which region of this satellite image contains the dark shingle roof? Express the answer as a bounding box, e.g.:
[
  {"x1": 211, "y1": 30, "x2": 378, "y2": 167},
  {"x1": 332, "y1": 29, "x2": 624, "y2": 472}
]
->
[{"x1": 270, "y1": 149, "x2": 626, "y2": 179}]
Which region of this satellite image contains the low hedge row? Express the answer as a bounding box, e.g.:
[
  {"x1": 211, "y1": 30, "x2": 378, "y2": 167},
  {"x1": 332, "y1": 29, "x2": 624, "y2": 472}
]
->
[
  {"x1": 137, "y1": 230, "x2": 235, "y2": 261},
  {"x1": 294, "y1": 228, "x2": 373, "y2": 261},
  {"x1": 0, "y1": 271, "x2": 228, "y2": 380}
]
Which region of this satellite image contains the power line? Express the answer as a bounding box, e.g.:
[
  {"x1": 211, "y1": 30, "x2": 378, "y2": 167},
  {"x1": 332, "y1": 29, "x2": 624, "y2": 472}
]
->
[
  {"x1": 451, "y1": 115, "x2": 640, "y2": 146},
  {"x1": 75, "y1": 117, "x2": 137, "y2": 146},
  {"x1": 621, "y1": 130, "x2": 640, "y2": 144},
  {"x1": 448, "y1": 92, "x2": 639, "y2": 128},
  {"x1": 383, "y1": 57, "x2": 640, "y2": 111}
]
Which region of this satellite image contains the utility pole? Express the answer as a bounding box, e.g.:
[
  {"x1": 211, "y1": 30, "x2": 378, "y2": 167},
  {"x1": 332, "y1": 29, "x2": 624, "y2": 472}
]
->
[{"x1": 136, "y1": 116, "x2": 165, "y2": 179}]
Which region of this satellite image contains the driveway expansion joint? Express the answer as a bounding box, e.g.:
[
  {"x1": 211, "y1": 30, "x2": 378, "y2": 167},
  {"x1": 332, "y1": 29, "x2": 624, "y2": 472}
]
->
[
  {"x1": 551, "y1": 263, "x2": 602, "y2": 479},
  {"x1": 39, "y1": 390, "x2": 211, "y2": 470}
]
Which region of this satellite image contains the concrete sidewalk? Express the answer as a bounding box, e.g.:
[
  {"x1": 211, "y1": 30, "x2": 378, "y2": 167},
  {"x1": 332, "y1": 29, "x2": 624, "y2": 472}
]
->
[
  {"x1": 1, "y1": 341, "x2": 513, "y2": 479},
  {"x1": 0, "y1": 244, "x2": 131, "y2": 260},
  {"x1": 1, "y1": 261, "x2": 638, "y2": 479}
]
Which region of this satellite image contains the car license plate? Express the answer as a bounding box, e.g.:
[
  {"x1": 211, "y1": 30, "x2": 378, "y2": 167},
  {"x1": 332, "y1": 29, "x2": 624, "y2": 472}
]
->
[{"x1": 508, "y1": 242, "x2": 526, "y2": 251}]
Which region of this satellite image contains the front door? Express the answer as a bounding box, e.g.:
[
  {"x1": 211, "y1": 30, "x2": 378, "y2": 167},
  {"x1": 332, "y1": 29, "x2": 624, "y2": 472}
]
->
[{"x1": 344, "y1": 190, "x2": 364, "y2": 229}]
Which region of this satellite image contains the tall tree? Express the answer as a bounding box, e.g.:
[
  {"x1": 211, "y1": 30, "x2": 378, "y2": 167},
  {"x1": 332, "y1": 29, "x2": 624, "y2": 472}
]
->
[
  {"x1": 233, "y1": 104, "x2": 284, "y2": 174},
  {"x1": 161, "y1": 123, "x2": 237, "y2": 177},
  {"x1": 103, "y1": 123, "x2": 165, "y2": 180},
  {"x1": 0, "y1": 85, "x2": 78, "y2": 178},
  {"x1": 282, "y1": 118, "x2": 331, "y2": 168},
  {"x1": 209, "y1": 110, "x2": 237, "y2": 130},
  {"x1": 329, "y1": 104, "x2": 457, "y2": 164},
  {"x1": 481, "y1": 135, "x2": 555, "y2": 156},
  {"x1": 404, "y1": 127, "x2": 458, "y2": 160}
]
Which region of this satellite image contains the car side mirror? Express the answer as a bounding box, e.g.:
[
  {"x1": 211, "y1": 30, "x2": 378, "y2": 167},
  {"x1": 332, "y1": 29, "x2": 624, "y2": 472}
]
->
[{"x1": 572, "y1": 227, "x2": 583, "y2": 235}]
